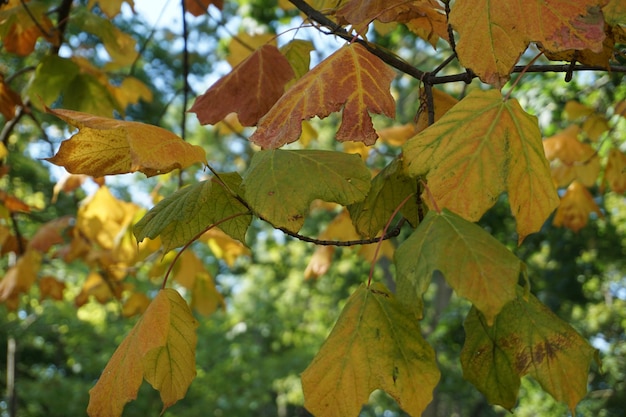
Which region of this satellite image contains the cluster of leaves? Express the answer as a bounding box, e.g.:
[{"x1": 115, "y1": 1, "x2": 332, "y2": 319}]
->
[{"x1": 1, "y1": 0, "x2": 625, "y2": 416}]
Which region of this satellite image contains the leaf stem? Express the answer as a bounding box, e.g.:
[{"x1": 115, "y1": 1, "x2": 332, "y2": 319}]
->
[
  {"x1": 420, "y1": 179, "x2": 440, "y2": 213},
  {"x1": 503, "y1": 51, "x2": 544, "y2": 100},
  {"x1": 367, "y1": 193, "x2": 414, "y2": 287}
]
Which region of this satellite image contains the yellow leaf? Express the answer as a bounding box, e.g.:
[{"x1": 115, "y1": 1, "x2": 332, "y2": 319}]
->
[
  {"x1": 75, "y1": 272, "x2": 119, "y2": 307},
  {"x1": 173, "y1": 250, "x2": 205, "y2": 289},
  {"x1": 564, "y1": 101, "x2": 595, "y2": 120},
  {"x1": 605, "y1": 148, "x2": 626, "y2": 193},
  {"x1": 403, "y1": 90, "x2": 559, "y2": 243},
  {"x1": 251, "y1": 43, "x2": 396, "y2": 148},
  {"x1": 304, "y1": 245, "x2": 334, "y2": 280},
  {"x1": 45, "y1": 107, "x2": 207, "y2": 177},
  {"x1": 543, "y1": 126, "x2": 600, "y2": 187},
  {"x1": 110, "y1": 76, "x2": 153, "y2": 109},
  {"x1": 301, "y1": 284, "x2": 440, "y2": 417},
  {"x1": 122, "y1": 292, "x2": 151, "y2": 317},
  {"x1": 227, "y1": 32, "x2": 275, "y2": 68},
  {"x1": 88, "y1": 289, "x2": 198, "y2": 417},
  {"x1": 76, "y1": 186, "x2": 138, "y2": 250},
  {"x1": 201, "y1": 228, "x2": 251, "y2": 267},
  {"x1": 553, "y1": 181, "x2": 602, "y2": 232},
  {"x1": 450, "y1": 1, "x2": 606, "y2": 88},
  {"x1": 377, "y1": 124, "x2": 417, "y2": 147},
  {"x1": 0, "y1": 250, "x2": 42, "y2": 307},
  {"x1": 582, "y1": 113, "x2": 609, "y2": 141},
  {"x1": 191, "y1": 272, "x2": 225, "y2": 317}
]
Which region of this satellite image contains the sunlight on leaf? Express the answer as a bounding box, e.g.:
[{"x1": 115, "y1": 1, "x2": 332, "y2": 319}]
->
[
  {"x1": 250, "y1": 43, "x2": 396, "y2": 148},
  {"x1": 87, "y1": 289, "x2": 198, "y2": 417},
  {"x1": 553, "y1": 181, "x2": 603, "y2": 232},
  {"x1": 395, "y1": 209, "x2": 521, "y2": 323},
  {"x1": 302, "y1": 283, "x2": 440, "y2": 417},
  {"x1": 45, "y1": 107, "x2": 207, "y2": 177},
  {"x1": 403, "y1": 90, "x2": 559, "y2": 243},
  {"x1": 242, "y1": 150, "x2": 371, "y2": 232}
]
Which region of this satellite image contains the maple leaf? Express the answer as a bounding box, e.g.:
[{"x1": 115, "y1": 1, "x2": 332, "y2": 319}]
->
[
  {"x1": 190, "y1": 45, "x2": 295, "y2": 127},
  {"x1": 301, "y1": 284, "x2": 440, "y2": 417},
  {"x1": 241, "y1": 149, "x2": 371, "y2": 232},
  {"x1": 87, "y1": 288, "x2": 198, "y2": 417},
  {"x1": 395, "y1": 209, "x2": 521, "y2": 323},
  {"x1": 461, "y1": 288, "x2": 598, "y2": 413},
  {"x1": 348, "y1": 158, "x2": 420, "y2": 238},
  {"x1": 449, "y1": 1, "x2": 606, "y2": 87},
  {"x1": 553, "y1": 181, "x2": 603, "y2": 232},
  {"x1": 185, "y1": 0, "x2": 223, "y2": 16},
  {"x1": 45, "y1": 107, "x2": 207, "y2": 177},
  {"x1": 605, "y1": 148, "x2": 626, "y2": 193},
  {"x1": 134, "y1": 173, "x2": 252, "y2": 252},
  {"x1": 250, "y1": 43, "x2": 396, "y2": 148},
  {"x1": 227, "y1": 32, "x2": 275, "y2": 68},
  {"x1": 403, "y1": 89, "x2": 559, "y2": 243}
]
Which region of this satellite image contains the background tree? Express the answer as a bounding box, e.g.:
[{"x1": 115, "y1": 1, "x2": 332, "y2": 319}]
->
[{"x1": 1, "y1": 1, "x2": 625, "y2": 416}]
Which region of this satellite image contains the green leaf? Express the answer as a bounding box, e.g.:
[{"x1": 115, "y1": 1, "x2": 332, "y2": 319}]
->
[
  {"x1": 301, "y1": 283, "x2": 440, "y2": 417},
  {"x1": 461, "y1": 288, "x2": 598, "y2": 413},
  {"x1": 241, "y1": 150, "x2": 370, "y2": 232},
  {"x1": 134, "y1": 173, "x2": 251, "y2": 252},
  {"x1": 395, "y1": 209, "x2": 520, "y2": 323},
  {"x1": 348, "y1": 158, "x2": 420, "y2": 238},
  {"x1": 280, "y1": 39, "x2": 314, "y2": 80},
  {"x1": 28, "y1": 56, "x2": 80, "y2": 108}
]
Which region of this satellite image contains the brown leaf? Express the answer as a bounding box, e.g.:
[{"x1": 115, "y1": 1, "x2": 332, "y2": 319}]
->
[
  {"x1": 190, "y1": 45, "x2": 295, "y2": 126},
  {"x1": 251, "y1": 43, "x2": 396, "y2": 148},
  {"x1": 185, "y1": 0, "x2": 223, "y2": 16},
  {"x1": 28, "y1": 216, "x2": 72, "y2": 253},
  {"x1": 0, "y1": 75, "x2": 23, "y2": 120},
  {"x1": 39, "y1": 276, "x2": 66, "y2": 301}
]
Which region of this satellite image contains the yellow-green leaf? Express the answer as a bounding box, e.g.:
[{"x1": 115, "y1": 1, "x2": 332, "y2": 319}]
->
[
  {"x1": 242, "y1": 150, "x2": 371, "y2": 232},
  {"x1": 301, "y1": 283, "x2": 440, "y2": 417},
  {"x1": 134, "y1": 173, "x2": 251, "y2": 252},
  {"x1": 403, "y1": 89, "x2": 559, "y2": 243},
  {"x1": 45, "y1": 107, "x2": 207, "y2": 177},
  {"x1": 87, "y1": 289, "x2": 199, "y2": 417},
  {"x1": 142, "y1": 289, "x2": 199, "y2": 413},
  {"x1": 461, "y1": 288, "x2": 597, "y2": 413},
  {"x1": 395, "y1": 209, "x2": 521, "y2": 323},
  {"x1": 348, "y1": 158, "x2": 420, "y2": 238}
]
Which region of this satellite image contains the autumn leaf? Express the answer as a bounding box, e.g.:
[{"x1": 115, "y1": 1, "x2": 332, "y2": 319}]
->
[
  {"x1": 200, "y1": 228, "x2": 251, "y2": 267},
  {"x1": 28, "y1": 216, "x2": 72, "y2": 253},
  {"x1": 280, "y1": 39, "x2": 314, "y2": 81},
  {"x1": 39, "y1": 276, "x2": 66, "y2": 301},
  {"x1": 564, "y1": 101, "x2": 595, "y2": 120},
  {"x1": 543, "y1": 125, "x2": 600, "y2": 187},
  {"x1": 191, "y1": 273, "x2": 225, "y2": 317},
  {"x1": 0, "y1": 250, "x2": 42, "y2": 309},
  {"x1": 449, "y1": 1, "x2": 606, "y2": 87},
  {"x1": 415, "y1": 88, "x2": 459, "y2": 133},
  {"x1": 461, "y1": 288, "x2": 598, "y2": 413},
  {"x1": 87, "y1": 288, "x2": 198, "y2": 417},
  {"x1": 553, "y1": 181, "x2": 603, "y2": 232},
  {"x1": 395, "y1": 209, "x2": 521, "y2": 323},
  {"x1": 250, "y1": 43, "x2": 396, "y2": 148},
  {"x1": 377, "y1": 124, "x2": 417, "y2": 147},
  {"x1": 241, "y1": 149, "x2": 371, "y2": 232},
  {"x1": 184, "y1": 0, "x2": 223, "y2": 16},
  {"x1": 0, "y1": 74, "x2": 22, "y2": 120},
  {"x1": 75, "y1": 272, "x2": 121, "y2": 307},
  {"x1": 134, "y1": 173, "x2": 251, "y2": 252},
  {"x1": 403, "y1": 89, "x2": 559, "y2": 243},
  {"x1": 0, "y1": 1, "x2": 55, "y2": 55},
  {"x1": 227, "y1": 32, "x2": 275, "y2": 68},
  {"x1": 45, "y1": 107, "x2": 207, "y2": 177},
  {"x1": 301, "y1": 283, "x2": 440, "y2": 417},
  {"x1": 121, "y1": 292, "x2": 150, "y2": 317},
  {"x1": 190, "y1": 45, "x2": 295, "y2": 126},
  {"x1": 348, "y1": 158, "x2": 420, "y2": 238},
  {"x1": 605, "y1": 148, "x2": 626, "y2": 193}
]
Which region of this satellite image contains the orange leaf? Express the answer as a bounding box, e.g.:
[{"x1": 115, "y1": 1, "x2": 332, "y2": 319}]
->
[
  {"x1": 0, "y1": 1, "x2": 55, "y2": 55},
  {"x1": 250, "y1": 43, "x2": 396, "y2": 148},
  {"x1": 190, "y1": 45, "x2": 295, "y2": 126},
  {"x1": 450, "y1": 1, "x2": 606, "y2": 87},
  {"x1": 0, "y1": 75, "x2": 22, "y2": 120},
  {"x1": 0, "y1": 250, "x2": 42, "y2": 305},
  {"x1": 0, "y1": 190, "x2": 30, "y2": 213},
  {"x1": 39, "y1": 276, "x2": 66, "y2": 301},
  {"x1": 605, "y1": 148, "x2": 626, "y2": 193},
  {"x1": 553, "y1": 181, "x2": 603, "y2": 232},
  {"x1": 45, "y1": 107, "x2": 207, "y2": 177},
  {"x1": 28, "y1": 216, "x2": 72, "y2": 253},
  {"x1": 87, "y1": 289, "x2": 198, "y2": 417},
  {"x1": 184, "y1": 0, "x2": 223, "y2": 16}
]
